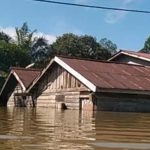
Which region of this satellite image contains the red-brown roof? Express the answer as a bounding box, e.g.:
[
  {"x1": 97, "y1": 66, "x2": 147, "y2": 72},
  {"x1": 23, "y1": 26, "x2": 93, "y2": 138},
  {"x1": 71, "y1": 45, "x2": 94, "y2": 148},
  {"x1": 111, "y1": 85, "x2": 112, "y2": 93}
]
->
[
  {"x1": 28, "y1": 56, "x2": 150, "y2": 94},
  {"x1": 123, "y1": 50, "x2": 150, "y2": 59},
  {"x1": 11, "y1": 67, "x2": 41, "y2": 89},
  {"x1": 109, "y1": 50, "x2": 150, "y2": 61},
  {"x1": 58, "y1": 56, "x2": 150, "y2": 92},
  {"x1": 0, "y1": 67, "x2": 41, "y2": 104}
]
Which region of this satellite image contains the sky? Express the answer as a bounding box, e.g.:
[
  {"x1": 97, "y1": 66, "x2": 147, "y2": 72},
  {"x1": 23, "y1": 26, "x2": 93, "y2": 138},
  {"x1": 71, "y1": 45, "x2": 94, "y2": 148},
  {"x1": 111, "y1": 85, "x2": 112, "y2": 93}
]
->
[{"x1": 0, "y1": 0, "x2": 150, "y2": 51}]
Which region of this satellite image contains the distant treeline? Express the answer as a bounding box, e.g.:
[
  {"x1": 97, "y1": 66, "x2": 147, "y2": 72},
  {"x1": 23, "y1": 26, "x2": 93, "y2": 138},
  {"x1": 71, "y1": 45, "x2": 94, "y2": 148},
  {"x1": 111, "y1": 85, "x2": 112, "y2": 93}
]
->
[
  {"x1": 0, "y1": 22, "x2": 149, "y2": 88},
  {"x1": 0, "y1": 22, "x2": 117, "y2": 73}
]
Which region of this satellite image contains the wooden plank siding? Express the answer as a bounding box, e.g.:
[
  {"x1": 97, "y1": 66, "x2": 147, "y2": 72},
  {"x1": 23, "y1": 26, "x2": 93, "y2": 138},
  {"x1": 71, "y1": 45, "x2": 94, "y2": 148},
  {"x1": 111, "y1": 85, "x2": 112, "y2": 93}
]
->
[
  {"x1": 33, "y1": 64, "x2": 91, "y2": 109},
  {"x1": 7, "y1": 84, "x2": 23, "y2": 106},
  {"x1": 93, "y1": 92, "x2": 150, "y2": 112}
]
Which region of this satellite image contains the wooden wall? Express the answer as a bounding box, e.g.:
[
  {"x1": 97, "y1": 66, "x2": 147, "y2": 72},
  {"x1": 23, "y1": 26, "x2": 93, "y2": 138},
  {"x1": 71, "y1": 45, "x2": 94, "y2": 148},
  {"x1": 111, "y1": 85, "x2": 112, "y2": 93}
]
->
[
  {"x1": 33, "y1": 64, "x2": 90, "y2": 109},
  {"x1": 7, "y1": 84, "x2": 23, "y2": 106},
  {"x1": 93, "y1": 92, "x2": 150, "y2": 112}
]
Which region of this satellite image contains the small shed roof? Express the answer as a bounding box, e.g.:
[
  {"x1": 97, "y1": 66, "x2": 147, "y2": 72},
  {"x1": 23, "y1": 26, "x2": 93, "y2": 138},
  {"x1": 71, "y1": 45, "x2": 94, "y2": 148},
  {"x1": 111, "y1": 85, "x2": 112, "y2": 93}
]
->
[
  {"x1": 108, "y1": 50, "x2": 150, "y2": 62},
  {"x1": 28, "y1": 56, "x2": 150, "y2": 94},
  {"x1": 10, "y1": 67, "x2": 41, "y2": 89},
  {"x1": 0, "y1": 67, "x2": 41, "y2": 105}
]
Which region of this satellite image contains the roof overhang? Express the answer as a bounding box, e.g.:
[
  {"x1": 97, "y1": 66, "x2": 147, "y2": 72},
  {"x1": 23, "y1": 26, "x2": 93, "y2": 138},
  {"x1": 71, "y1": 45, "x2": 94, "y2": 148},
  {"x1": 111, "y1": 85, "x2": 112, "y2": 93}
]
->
[
  {"x1": 0, "y1": 70, "x2": 26, "y2": 96},
  {"x1": 13, "y1": 71, "x2": 26, "y2": 91},
  {"x1": 27, "y1": 58, "x2": 55, "y2": 92}
]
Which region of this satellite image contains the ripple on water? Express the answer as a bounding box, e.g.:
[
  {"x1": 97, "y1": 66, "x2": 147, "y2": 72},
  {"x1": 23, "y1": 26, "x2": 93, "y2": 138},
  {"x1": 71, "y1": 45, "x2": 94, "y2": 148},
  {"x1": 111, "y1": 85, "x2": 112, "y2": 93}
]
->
[
  {"x1": 0, "y1": 135, "x2": 33, "y2": 140},
  {"x1": 0, "y1": 107, "x2": 150, "y2": 150}
]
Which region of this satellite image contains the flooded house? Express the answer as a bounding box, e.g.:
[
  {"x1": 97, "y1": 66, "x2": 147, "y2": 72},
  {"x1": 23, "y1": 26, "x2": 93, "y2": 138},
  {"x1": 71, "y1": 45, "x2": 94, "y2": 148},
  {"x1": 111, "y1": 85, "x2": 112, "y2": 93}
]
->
[
  {"x1": 2, "y1": 56, "x2": 150, "y2": 112},
  {"x1": 0, "y1": 67, "x2": 41, "y2": 107},
  {"x1": 108, "y1": 50, "x2": 150, "y2": 66},
  {"x1": 25, "y1": 56, "x2": 150, "y2": 112}
]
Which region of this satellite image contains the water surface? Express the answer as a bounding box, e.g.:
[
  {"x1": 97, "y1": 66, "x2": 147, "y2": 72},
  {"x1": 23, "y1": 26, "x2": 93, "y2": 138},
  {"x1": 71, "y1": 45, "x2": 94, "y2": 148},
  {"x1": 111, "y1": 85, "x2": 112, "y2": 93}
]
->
[{"x1": 0, "y1": 107, "x2": 150, "y2": 150}]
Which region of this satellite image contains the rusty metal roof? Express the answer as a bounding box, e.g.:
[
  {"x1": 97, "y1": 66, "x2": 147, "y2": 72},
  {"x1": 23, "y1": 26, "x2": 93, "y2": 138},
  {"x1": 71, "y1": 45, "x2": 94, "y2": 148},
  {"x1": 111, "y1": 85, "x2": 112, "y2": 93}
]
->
[
  {"x1": 11, "y1": 67, "x2": 41, "y2": 89},
  {"x1": 123, "y1": 50, "x2": 150, "y2": 60},
  {"x1": 108, "y1": 50, "x2": 150, "y2": 62},
  {"x1": 0, "y1": 67, "x2": 41, "y2": 105},
  {"x1": 58, "y1": 57, "x2": 150, "y2": 92}
]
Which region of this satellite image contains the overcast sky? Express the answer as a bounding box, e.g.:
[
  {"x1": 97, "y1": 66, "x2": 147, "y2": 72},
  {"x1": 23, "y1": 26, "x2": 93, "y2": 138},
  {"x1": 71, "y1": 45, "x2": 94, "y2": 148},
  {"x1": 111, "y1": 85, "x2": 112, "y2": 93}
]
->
[{"x1": 0, "y1": 0, "x2": 150, "y2": 51}]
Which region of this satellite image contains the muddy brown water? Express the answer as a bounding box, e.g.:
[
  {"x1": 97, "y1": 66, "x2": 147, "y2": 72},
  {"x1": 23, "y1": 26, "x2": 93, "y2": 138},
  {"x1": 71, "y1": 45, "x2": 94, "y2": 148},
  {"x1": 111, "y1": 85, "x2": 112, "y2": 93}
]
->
[{"x1": 0, "y1": 107, "x2": 150, "y2": 150}]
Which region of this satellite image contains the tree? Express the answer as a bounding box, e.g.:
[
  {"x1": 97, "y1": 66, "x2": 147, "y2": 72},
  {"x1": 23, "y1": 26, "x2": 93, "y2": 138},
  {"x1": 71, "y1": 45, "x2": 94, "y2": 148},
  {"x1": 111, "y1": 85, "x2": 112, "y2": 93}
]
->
[
  {"x1": 32, "y1": 37, "x2": 49, "y2": 61},
  {"x1": 0, "y1": 41, "x2": 31, "y2": 72},
  {"x1": 140, "y1": 36, "x2": 150, "y2": 53},
  {"x1": 78, "y1": 35, "x2": 98, "y2": 58},
  {"x1": 51, "y1": 33, "x2": 79, "y2": 56},
  {"x1": 99, "y1": 38, "x2": 117, "y2": 55},
  {"x1": 51, "y1": 33, "x2": 114, "y2": 60},
  {"x1": 0, "y1": 32, "x2": 12, "y2": 43},
  {"x1": 15, "y1": 23, "x2": 51, "y2": 66},
  {"x1": 31, "y1": 37, "x2": 52, "y2": 68},
  {"x1": 15, "y1": 22, "x2": 37, "y2": 62},
  {"x1": 16, "y1": 22, "x2": 36, "y2": 48},
  {"x1": 0, "y1": 25, "x2": 33, "y2": 73},
  {"x1": 0, "y1": 41, "x2": 30, "y2": 88}
]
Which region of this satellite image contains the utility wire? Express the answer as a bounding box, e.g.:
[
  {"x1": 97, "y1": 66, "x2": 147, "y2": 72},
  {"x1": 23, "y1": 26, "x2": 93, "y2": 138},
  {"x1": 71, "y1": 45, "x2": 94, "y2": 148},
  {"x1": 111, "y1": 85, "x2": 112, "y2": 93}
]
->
[{"x1": 33, "y1": 0, "x2": 150, "y2": 14}]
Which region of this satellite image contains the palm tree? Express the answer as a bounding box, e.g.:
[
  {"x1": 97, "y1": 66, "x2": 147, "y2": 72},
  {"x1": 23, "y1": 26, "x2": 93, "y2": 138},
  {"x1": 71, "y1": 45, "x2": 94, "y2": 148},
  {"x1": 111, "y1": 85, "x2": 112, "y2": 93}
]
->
[
  {"x1": 32, "y1": 37, "x2": 53, "y2": 68},
  {"x1": 15, "y1": 22, "x2": 36, "y2": 50},
  {"x1": 15, "y1": 23, "x2": 51, "y2": 67}
]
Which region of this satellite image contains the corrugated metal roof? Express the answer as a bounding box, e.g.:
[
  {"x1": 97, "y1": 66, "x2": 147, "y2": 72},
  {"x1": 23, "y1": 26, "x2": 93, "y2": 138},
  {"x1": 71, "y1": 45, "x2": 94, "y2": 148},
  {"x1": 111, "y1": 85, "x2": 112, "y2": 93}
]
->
[
  {"x1": 122, "y1": 50, "x2": 150, "y2": 60},
  {"x1": 0, "y1": 67, "x2": 41, "y2": 105},
  {"x1": 109, "y1": 50, "x2": 150, "y2": 62},
  {"x1": 11, "y1": 67, "x2": 41, "y2": 89},
  {"x1": 58, "y1": 57, "x2": 150, "y2": 92}
]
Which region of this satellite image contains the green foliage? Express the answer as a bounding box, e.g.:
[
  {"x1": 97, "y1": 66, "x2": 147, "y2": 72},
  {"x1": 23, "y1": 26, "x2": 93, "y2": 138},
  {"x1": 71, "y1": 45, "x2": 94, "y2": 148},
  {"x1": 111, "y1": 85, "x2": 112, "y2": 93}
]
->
[
  {"x1": 140, "y1": 36, "x2": 150, "y2": 53},
  {"x1": 0, "y1": 23, "x2": 37, "y2": 76},
  {"x1": 51, "y1": 33, "x2": 79, "y2": 56},
  {"x1": 0, "y1": 41, "x2": 31, "y2": 72},
  {"x1": 78, "y1": 35, "x2": 98, "y2": 58},
  {"x1": 15, "y1": 23, "x2": 51, "y2": 68},
  {"x1": 0, "y1": 23, "x2": 118, "y2": 77},
  {"x1": 15, "y1": 22, "x2": 38, "y2": 64},
  {"x1": 0, "y1": 77, "x2": 5, "y2": 89},
  {"x1": 16, "y1": 22, "x2": 36, "y2": 50},
  {"x1": 31, "y1": 37, "x2": 52, "y2": 68},
  {"x1": 99, "y1": 38, "x2": 117, "y2": 55},
  {"x1": 0, "y1": 32, "x2": 12, "y2": 43},
  {"x1": 51, "y1": 33, "x2": 114, "y2": 60}
]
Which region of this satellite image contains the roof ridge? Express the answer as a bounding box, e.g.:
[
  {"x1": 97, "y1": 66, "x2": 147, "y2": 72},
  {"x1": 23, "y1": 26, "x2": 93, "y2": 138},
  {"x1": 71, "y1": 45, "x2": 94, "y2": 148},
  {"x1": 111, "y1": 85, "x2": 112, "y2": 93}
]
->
[
  {"x1": 120, "y1": 49, "x2": 150, "y2": 55},
  {"x1": 57, "y1": 56, "x2": 148, "y2": 68}
]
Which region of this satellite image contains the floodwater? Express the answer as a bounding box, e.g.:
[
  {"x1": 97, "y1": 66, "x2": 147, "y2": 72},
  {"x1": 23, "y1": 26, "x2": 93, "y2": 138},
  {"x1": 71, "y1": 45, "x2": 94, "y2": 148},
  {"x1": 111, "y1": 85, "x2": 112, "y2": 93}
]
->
[{"x1": 0, "y1": 108, "x2": 150, "y2": 150}]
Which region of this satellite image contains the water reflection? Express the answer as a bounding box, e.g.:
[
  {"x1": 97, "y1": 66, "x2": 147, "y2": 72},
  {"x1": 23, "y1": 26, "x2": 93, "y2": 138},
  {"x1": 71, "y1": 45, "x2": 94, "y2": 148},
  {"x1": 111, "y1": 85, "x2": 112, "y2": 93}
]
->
[
  {"x1": 94, "y1": 112, "x2": 150, "y2": 143},
  {"x1": 0, "y1": 107, "x2": 95, "y2": 150},
  {"x1": 0, "y1": 107, "x2": 150, "y2": 150}
]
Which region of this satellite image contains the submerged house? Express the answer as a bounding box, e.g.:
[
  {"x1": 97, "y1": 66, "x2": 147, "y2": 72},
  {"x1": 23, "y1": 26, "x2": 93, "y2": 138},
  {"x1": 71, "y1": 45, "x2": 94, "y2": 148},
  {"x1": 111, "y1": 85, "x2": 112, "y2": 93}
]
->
[
  {"x1": 2, "y1": 56, "x2": 150, "y2": 112},
  {"x1": 0, "y1": 67, "x2": 41, "y2": 107},
  {"x1": 108, "y1": 50, "x2": 150, "y2": 66},
  {"x1": 25, "y1": 56, "x2": 150, "y2": 112}
]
